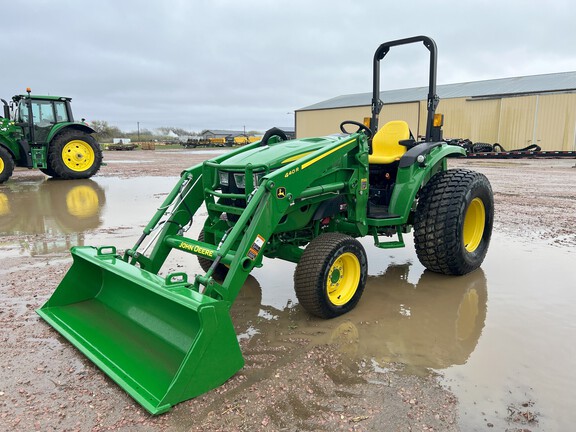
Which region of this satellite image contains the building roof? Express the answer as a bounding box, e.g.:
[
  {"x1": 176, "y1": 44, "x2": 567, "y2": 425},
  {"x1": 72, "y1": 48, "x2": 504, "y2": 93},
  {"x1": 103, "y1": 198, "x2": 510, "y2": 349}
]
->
[
  {"x1": 297, "y1": 71, "x2": 576, "y2": 111},
  {"x1": 201, "y1": 129, "x2": 246, "y2": 136}
]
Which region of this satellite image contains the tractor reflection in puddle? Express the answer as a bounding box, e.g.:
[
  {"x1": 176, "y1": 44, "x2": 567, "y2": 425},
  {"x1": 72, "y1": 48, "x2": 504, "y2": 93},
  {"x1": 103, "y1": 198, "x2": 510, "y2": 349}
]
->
[
  {"x1": 325, "y1": 265, "x2": 487, "y2": 371},
  {"x1": 232, "y1": 264, "x2": 487, "y2": 373},
  {"x1": 0, "y1": 178, "x2": 105, "y2": 255}
]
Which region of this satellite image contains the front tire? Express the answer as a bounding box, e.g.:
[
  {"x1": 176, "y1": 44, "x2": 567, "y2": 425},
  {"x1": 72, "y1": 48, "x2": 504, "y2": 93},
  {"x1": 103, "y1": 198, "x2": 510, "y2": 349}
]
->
[
  {"x1": 48, "y1": 130, "x2": 102, "y2": 179},
  {"x1": 294, "y1": 233, "x2": 368, "y2": 319},
  {"x1": 414, "y1": 169, "x2": 493, "y2": 275},
  {"x1": 0, "y1": 146, "x2": 15, "y2": 183},
  {"x1": 197, "y1": 229, "x2": 229, "y2": 280}
]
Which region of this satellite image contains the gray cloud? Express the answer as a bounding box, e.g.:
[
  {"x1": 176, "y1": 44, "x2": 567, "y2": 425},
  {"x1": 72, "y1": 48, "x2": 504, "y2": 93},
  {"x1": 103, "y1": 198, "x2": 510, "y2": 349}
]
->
[{"x1": 3, "y1": 0, "x2": 576, "y2": 132}]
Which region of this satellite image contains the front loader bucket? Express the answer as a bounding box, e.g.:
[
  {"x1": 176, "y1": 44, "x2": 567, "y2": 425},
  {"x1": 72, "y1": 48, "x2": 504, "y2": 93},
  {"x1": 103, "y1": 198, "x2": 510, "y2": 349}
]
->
[{"x1": 37, "y1": 246, "x2": 244, "y2": 415}]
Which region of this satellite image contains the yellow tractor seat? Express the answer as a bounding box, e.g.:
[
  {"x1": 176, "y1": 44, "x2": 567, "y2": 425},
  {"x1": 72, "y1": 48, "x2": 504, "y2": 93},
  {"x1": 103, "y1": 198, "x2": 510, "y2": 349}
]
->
[{"x1": 369, "y1": 120, "x2": 411, "y2": 164}]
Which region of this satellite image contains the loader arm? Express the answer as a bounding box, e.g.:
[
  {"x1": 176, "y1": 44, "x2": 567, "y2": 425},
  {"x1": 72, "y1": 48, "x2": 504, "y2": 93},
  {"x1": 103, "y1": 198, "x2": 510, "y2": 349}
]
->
[
  {"x1": 124, "y1": 164, "x2": 205, "y2": 273},
  {"x1": 128, "y1": 134, "x2": 294, "y2": 274},
  {"x1": 207, "y1": 133, "x2": 366, "y2": 303},
  {"x1": 125, "y1": 133, "x2": 367, "y2": 306}
]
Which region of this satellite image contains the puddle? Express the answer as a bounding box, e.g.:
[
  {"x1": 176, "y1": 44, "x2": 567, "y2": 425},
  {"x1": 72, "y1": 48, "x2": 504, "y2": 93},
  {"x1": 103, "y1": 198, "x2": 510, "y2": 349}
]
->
[
  {"x1": 0, "y1": 178, "x2": 105, "y2": 235},
  {"x1": 250, "y1": 254, "x2": 486, "y2": 371},
  {"x1": 2, "y1": 174, "x2": 574, "y2": 430},
  {"x1": 248, "y1": 237, "x2": 576, "y2": 431},
  {"x1": 105, "y1": 160, "x2": 155, "y2": 164},
  {"x1": 0, "y1": 176, "x2": 179, "y2": 257},
  {"x1": 439, "y1": 240, "x2": 576, "y2": 431},
  {"x1": 174, "y1": 149, "x2": 229, "y2": 155}
]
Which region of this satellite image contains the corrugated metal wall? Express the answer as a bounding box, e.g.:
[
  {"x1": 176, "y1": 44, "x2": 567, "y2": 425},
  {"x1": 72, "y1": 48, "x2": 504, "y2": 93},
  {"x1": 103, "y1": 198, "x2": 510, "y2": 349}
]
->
[
  {"x1": 535, "y1": 93, "x2": 576, "y2": 150},
  {"x1": 497, "y1": 96, "x2": 537, "y2": 149},
  {"x1": 297, "y1": 92, "x2": 576, "y2": 151},
  {"x1": 295, "y1": 103, "x2": 419, "y2": 138},
  {"x1": 295, "y1": 106, "x2": 370, "y2": 138},
  {"x1": 438, "y1": 97, "x2": 501, "y2": 144},
  {"x1": 380, "y1": 103, "x2": 420, "y2": 138},
  {"x1": 466, "y1": 99, "x2": 501, "y2": 144}
]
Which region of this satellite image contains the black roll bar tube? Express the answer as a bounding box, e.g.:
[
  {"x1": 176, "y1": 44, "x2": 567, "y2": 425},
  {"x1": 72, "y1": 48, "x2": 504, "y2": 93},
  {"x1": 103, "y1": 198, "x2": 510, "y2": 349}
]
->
[{"x1": 370, "y1": 35, "x2": 438, "y2": 145}]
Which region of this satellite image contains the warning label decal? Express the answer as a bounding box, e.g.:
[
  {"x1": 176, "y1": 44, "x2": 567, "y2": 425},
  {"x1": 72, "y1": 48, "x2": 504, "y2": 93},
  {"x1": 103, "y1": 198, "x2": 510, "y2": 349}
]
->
[{"x1": 247, "y1": 234, "x2": 266, "y2": 260}]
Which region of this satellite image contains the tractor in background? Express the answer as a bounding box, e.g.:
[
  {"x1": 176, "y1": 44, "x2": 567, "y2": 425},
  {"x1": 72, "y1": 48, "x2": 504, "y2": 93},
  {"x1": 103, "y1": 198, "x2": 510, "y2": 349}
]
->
[{"x1": 0, "y1": 89, "x2": 102, "y2": 183}]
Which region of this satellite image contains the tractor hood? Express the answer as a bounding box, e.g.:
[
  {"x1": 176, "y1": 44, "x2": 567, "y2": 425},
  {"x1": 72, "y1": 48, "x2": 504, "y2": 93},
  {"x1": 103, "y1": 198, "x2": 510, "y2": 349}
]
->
[
  {"x1": 0, "y1": 118, "x2": 18, "y2": 133},
  {"x1": 218, "y1": 136, "x2": 344, "y2": 171}
]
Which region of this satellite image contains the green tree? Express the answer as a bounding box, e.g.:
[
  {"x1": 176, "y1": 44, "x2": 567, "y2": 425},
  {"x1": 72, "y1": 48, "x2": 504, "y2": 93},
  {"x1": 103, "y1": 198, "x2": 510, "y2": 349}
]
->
[
  {"x1": 90, "y1": 120, "x2": 124, "y2": 142},
  {"x1": 126, "y1": 129, "x2": 155, "y2": 142}
]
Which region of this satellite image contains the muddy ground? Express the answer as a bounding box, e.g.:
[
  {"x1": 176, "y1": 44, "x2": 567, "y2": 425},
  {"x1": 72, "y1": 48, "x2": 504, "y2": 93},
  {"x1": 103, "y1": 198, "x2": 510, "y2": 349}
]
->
[{"x1": 1, "y1": 149, "x2": 575, "y2": 431}]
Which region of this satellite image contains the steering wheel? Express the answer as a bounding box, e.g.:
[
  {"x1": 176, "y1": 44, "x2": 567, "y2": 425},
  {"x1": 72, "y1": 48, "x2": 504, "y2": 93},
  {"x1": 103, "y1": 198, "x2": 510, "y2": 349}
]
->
[{"x1": 340, "y1": 120, "x2": 373, "y2": 138}]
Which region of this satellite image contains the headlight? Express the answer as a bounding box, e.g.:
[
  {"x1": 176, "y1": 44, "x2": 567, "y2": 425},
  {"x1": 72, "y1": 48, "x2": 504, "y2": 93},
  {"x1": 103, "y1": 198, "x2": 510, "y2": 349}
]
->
[
  {"x1": 219, "y1": 171, "x2": 229, "y2": 186},
  {"x1": 234, "y1": 172, "x2": 266, "y2": 189},
  {"x1": 233, "y1": 173, "x2": 246, "y2": 188},
  {"x1": 253, "y1": 172, "x2": 265, "y2": 186},
  {"x1": 221, "y1": 171, "x2": 266, "y2": 189}
]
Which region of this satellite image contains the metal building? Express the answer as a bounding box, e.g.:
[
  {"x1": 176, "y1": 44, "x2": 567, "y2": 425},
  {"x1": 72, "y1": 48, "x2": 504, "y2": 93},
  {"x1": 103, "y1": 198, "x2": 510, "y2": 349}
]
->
[{"x1": 295, "y1": 72, "x2": 576, "y2": 151}]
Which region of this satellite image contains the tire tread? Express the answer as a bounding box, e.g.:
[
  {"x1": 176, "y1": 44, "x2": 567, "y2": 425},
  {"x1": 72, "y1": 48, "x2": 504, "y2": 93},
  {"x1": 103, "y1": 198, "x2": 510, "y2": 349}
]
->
[
  {"x1": 294, "y1": 232, "x2": 367, "y2": 318},
  {"x1": 414, "y1": 169, "x2": 493, "y2": 275}
]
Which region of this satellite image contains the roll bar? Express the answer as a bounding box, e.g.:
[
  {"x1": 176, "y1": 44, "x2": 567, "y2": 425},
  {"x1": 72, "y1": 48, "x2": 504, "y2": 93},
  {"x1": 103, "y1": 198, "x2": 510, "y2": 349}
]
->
[{"x1": 370, "y1": 35, "x2": 438, "y2": 142}]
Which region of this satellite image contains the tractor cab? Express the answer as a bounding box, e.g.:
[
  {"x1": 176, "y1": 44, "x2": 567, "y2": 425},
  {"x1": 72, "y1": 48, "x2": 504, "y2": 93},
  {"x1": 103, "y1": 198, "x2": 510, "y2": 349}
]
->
[{"x1": 12, "y1": 92, "x2": 74, "y2": 145}]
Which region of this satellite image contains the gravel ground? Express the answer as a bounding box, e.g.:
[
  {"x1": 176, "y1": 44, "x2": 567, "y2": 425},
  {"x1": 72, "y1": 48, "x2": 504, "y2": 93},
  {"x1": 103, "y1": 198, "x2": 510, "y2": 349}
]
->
[{"x1": 1, "y1": 148, "x2": 574, "y2": 431}]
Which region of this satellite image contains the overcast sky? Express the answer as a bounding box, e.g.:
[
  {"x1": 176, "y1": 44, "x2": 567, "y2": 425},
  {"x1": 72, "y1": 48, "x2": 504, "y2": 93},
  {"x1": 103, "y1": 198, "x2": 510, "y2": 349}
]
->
[{"x1": 3, "y1": 0, "x2": 576, "y2": 133}]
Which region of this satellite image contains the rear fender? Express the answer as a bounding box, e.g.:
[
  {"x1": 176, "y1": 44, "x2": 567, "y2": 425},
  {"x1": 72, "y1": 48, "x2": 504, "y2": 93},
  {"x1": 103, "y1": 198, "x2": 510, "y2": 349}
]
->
[
  {"x1": 0, "y1": 141, "x2": 18, "y2": 160},
  {"x1": 47, "y1": 122, "x2": 96, "y2": 143},
  {"x1": 0, "y1": 123, "x2": 21, "y2": 160},
  {"x1": 388, "y1": 143, "x2": 466, "y2": 221}
]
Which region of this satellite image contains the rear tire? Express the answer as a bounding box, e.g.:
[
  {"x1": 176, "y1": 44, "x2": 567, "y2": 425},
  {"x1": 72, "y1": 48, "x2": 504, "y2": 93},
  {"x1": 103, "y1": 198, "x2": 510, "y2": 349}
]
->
[
  {"x1": 0, "y1": 146, "x2": 15, "y2": 184},
  {"x1": 414, "y1": 169, "x2": 493, "y2": 275},
  {"x1": 294, "y1": 233, "x2": 367, "y2": 319},
  {"x1": 48, "y1": 130, "x2": 102, "y2": 179},
  {"x1": 40, "y1": 165, "x2": 60, "y2": 178}
]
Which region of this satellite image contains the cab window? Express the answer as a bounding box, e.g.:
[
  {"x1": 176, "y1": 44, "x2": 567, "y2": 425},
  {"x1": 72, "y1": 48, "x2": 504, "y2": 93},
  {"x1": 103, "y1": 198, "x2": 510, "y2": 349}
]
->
[
  {"x1": 32, "y1": 100, "x2": 55, "y2": 126},
  {"x1": 18, "y1": 101, "x2": 28, "y2": 122},
  {"x1": 54, "y1": 101, "x2": 69, "y2": 123}
]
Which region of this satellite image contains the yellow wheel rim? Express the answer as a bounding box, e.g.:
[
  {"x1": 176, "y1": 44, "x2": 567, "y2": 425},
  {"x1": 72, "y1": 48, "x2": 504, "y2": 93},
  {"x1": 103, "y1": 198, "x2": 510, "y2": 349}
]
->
[
  {"x1": 327, "y1": 252, "x2": 360, "y2": 306},
  {"x1": 463, "y1": 197, "x2": 485, "y2": 252},
  {"x1": 456, "y1": 289, "x2": 479, "y2": 341},
  {"x1": 0, "y1": 193, "x2": 9, "y2": 216},
  {"x1": 65, "y1": 185, "x2": 99, "y2": 218},
  {"x1": 0, "y1": 157, "x2": 4, "y2": 174},
  {"x1": 62, "y1": 140, "x2": 95, "y2": 172}
]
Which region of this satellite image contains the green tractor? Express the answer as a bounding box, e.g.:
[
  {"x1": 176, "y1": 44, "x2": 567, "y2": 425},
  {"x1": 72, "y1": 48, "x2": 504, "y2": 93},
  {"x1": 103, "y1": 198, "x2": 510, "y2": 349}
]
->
[
  {"x1": 38, "y1": 36, "x2": 493, "y2": 414},
  {"x1": 0, "y1": 89, "x2": 102, "y2": 183}
]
